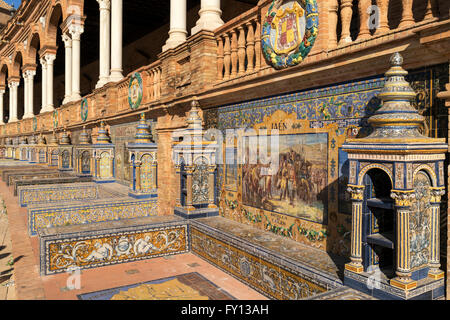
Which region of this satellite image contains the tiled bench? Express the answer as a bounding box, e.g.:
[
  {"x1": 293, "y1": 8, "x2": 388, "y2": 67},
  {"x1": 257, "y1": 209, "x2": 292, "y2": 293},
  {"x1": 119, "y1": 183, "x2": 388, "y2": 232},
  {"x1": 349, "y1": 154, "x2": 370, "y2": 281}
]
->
[
  {"x1": 18, "y1": 182, "x2": 99, "y2": 207},
  {"x1": 28, "y1": 196, "x2": 158, "y2": 236},
  {"x1": 39, "y1": 216, "x2": 189, "y2": 275},
  {"x1": 189, "y1": 217, "x2": 345, "y2": 300}
]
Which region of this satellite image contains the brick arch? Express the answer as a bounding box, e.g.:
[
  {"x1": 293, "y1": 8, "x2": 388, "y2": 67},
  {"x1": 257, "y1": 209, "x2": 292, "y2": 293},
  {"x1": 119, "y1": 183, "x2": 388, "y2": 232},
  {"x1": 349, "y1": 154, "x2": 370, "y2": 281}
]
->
[
  {"x1": 11, "y1": 51, "x2": 24, "y2": 78},
  {"x1": 44, "y1": 3, "x2": 64, "y2": 47},
  {"x1": 25, "y1": 31, "x2": 43, "y2": 64},
  {"x1": 0, "y1": 63, "x2": 10, "y2": 87}
]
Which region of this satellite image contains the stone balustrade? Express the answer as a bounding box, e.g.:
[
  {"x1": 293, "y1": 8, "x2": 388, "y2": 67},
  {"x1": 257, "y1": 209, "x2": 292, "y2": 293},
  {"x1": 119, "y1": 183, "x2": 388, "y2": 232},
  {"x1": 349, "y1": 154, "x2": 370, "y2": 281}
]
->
[{"x1": 215, "y1": 7, "x2": 261, "y2": 82}]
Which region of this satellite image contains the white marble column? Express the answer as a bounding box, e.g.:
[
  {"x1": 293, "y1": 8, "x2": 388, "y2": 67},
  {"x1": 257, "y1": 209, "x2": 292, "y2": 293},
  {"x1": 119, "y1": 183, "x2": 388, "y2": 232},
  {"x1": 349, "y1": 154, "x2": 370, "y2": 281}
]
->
[
  {"x1": 96, "y1": 0, "x2": 111, "y2": 88},
  {"x1": 62, "y1": 33, "x2": 73, "y2": 104},
  {"x1": 191, "y1": 0, "x2": 224, "y2": 34},
  {"x1": 163, "y1": 0, "x2": 187, "y2": 51},
  {"x1": 110, "y1": 0, "x2": 123, "y2": 82},
  {"x1": 0, "y1": 89, "x2": 5, "y2": 124},
  {"x1": 44, "y1": 53, "x2": 56, "y2": 112},
  {"x1": 8, "y1": 81, "x2": 19, "y2": 122},
  {"x1": 69, "y1": 24, "x2": 84, "y2": 101},
  {"x1": 23, "y1": 69, "x2": 36, "y2": 119},
  {"x1": 22, "y1": 71, "x2": 29, "y2": 119},
  {"x1": 40, "y1": 57, "x2": 48, "y2": 114}
]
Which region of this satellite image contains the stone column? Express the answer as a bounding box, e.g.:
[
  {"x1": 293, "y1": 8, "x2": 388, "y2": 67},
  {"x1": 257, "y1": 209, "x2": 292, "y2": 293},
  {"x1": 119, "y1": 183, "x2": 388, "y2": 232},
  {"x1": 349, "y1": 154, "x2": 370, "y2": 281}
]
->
[
  {"x1": 390, "y1": 190, "x2": 417, "y2": 290},
  {"x1": 8, "y1": 80, "x2": 19, "y2": 122},
  {"x1": 62, "y1": 33, "x2": 72, "y2": 104},
  {"x1": 191, "y1": 0, "x2": 224, "y2": 35},
  {"x1": 40, "y1": 57, "x2": 48, "y2": 114},
  {"x1": 23, "y1": 69, "x2": 36, "y2": 119},
  {"x1": 328, "y1": 0, "x2": 339, "y2": 49},
  {"x1": 339, "y1": 0, "x2": 353, "y2": 46},
  {"x1": 96, "y1": 0, "x2": 111, "y2": 88},
  {"x1": 357, "y1": 0, "x2": 371, "y2": 41},
  {"x1": 69, "y1": 24, "x2": 84, "y2": 101},
  {"x1": 162, "y1": 0, "x2": 187, "y2": 51},
  {"x1": 428, "y1": 187, "x2": 445, "y2": 279},
  {"x1": 45, "y1": 54, "x2": 56, "y2": 112},
  {"x1": 399, "y1": 0, "x2": 414, "y2": 28},
  {"x1": 375, "y1": 0, "x2": 390, "y2": 35},
  {"x1": 0, "y1": 89, "x2": 4, "y2": 124},
  {"x1": 110, "y1": 0, "x2": 124, "y2": 82},
  {"x1": 345, "y1": 185, "x2": 365, "y2": 273}
]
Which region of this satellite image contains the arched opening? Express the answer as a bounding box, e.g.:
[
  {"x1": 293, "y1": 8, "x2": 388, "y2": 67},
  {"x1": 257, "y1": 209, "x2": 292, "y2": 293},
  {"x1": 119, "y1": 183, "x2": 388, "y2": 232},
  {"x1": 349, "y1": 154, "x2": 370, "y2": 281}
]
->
[
  {"x1": 48, "y1": 4, "x2": 65, "y2": 108},
  {"x1": 362, "y1": 168, "x2": 394, "y2": 278},
  {"x1": 13, "y1": 51, "x2": 24, "y2": 120},
  {"x1": 0, "y1": 64, "x2": 9, "y2": 123},
  {"x1": 29, "y1": 33, "x2": 42, "y2": 115}
]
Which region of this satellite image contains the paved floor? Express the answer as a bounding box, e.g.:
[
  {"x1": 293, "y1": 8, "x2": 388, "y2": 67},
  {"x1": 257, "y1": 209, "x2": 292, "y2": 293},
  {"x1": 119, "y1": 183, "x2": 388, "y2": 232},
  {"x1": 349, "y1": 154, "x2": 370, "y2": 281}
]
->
[
  {"x1": 0, "y1": 205, "x2": 16, "y2": 299},
  {"x1": 0, "y1": 177, "x2": 266, "y2": 300}
]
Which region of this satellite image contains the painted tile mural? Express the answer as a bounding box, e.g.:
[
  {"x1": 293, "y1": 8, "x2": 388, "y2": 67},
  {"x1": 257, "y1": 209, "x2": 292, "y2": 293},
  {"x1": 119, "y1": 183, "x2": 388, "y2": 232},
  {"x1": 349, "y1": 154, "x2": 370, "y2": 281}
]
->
[{"x1": 204, "y1": 64, "x2": 448, "y2": 257}]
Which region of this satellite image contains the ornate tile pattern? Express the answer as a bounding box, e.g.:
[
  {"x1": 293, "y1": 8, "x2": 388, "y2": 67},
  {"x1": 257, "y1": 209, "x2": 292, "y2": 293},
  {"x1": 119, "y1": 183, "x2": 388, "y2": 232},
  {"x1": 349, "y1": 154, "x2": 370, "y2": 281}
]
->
[
  {"x1": 28, "y1": 197, "x2": 158, "y2": 236},
  {"x1": 18, "y1": 183, "x2": 99, "y2": 207},
  {"x1": 40, "y1": 217, "x2": 188, "y2": 275}
]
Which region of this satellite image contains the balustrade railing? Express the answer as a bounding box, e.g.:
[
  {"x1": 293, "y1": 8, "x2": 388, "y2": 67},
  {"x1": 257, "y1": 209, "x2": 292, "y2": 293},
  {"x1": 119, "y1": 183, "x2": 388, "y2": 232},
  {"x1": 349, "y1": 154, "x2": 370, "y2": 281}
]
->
[
  {"x1": 215, "y1": 7, "x2": 262, "y2": 82},
  {"x1": 330, "y1": 0, "x2": 446, "y2": 49}
]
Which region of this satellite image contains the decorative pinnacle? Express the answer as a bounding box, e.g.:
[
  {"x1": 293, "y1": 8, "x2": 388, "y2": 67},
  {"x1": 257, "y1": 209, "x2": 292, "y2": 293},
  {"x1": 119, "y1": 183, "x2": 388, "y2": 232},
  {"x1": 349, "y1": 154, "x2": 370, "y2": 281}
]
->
[
  {"x1": 361, "y1": 52, "x2": 427, "y2": 141},
  {"x1": 79, "y1": 125, "x2": 91, "y2": 145},
  {"x1": 390, "y1": 52, "x2": 403, "y2": 67},
  {"x1": 96, "y1": 121, "x2": 111, "y2": 144},
  {"x1": 135, "y1": 113, "x2": 153, "y2": 143}
]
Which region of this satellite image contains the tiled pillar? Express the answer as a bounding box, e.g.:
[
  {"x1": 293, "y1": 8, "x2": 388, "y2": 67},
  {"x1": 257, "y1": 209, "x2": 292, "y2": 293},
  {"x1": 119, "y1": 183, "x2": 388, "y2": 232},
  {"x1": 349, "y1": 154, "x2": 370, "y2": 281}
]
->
[
  {"x1": 390, "y1": 190, "x2": 417, "y2": 290},
  {"x1": 208, "y1": 165, "x2": 216, "y2": 208},
  {"x1": 345, "y1": 184, "x2": 365, "y2": 273},
  {"x1": 185, "y1": 165, "x2": 195, "y2": 210},
  {"x1": 428, "y1": 187, "x2": 445, "y2": 279}
]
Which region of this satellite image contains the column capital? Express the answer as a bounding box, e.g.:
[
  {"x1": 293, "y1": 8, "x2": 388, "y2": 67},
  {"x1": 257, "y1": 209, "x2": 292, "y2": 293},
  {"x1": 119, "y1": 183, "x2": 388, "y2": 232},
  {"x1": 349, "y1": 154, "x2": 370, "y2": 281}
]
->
[
  {"x1": 23, "y1": 69, "x2": 36, "y2": 78},
  {"x1": 429, "y1": 187, "x2": 445, "y2": 203},
  {"x1": 7, "y1": 80, "x2": 19, "y2": 88},
  {"x1": 44, "y1": 53, "x2": 57, "y2": 64},
  {"x1": 390, "y1": 189, "x2": 416, "y2": 207},
  {"x1": 97, "y1": 0, "x2": 111, "y2": 10},
  {"x1": 62, "y1": 33, "x2": 72, "y2": 48},
  {"x1": 40, "y1": 57, "x2": 47, "y2": 67},
  {"x1": 347, "y1": 184, "x2": 365, "y2": 201},
  {"x1": 69, "y1": 24, "x2": 84, "y2": 40}
]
